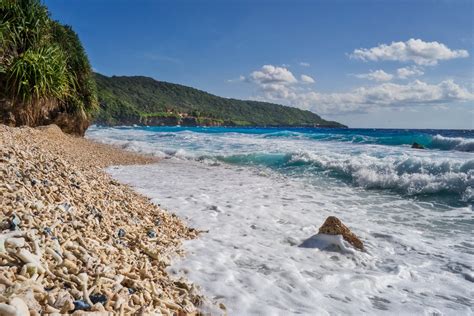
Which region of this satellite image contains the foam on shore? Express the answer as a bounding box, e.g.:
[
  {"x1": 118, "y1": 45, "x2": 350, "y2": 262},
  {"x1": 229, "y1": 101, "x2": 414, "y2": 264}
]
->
[{"x1": 109, "y1": 160, "x2": 473, "y2": 315}]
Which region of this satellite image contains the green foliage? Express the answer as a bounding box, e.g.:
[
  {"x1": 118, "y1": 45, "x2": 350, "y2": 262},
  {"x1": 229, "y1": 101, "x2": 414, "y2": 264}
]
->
[
  {"x1": 0, "y1": 0, "x2": 97, "y2": 134},
  {"x1": 141, "y1": 112, "x2": 180, "y2": 118},
  {"x1": 6, "y1": 45, "x2": 70, "y2": 102},
  {"x1": 51, "y1": 21, "x2": 98, "y2": 114},
  {"x1": 94, "y1": 73, "x2": 346, "y2": 128},
  {"x1": 0, "y1": 0, "x2": 50, "y2": 53}
]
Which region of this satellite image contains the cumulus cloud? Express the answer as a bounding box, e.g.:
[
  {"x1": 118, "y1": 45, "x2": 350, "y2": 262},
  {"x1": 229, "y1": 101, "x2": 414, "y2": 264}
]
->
[
  {"x1": 246, "y1": 65, "x2": 299, "y2": 99},
  {"x1": 300, "y1": 74, "x2": 315, "y2": 84},
  {"x1": 350, "y1": 38, "x2": 469, "y2": 65},
  {"x1": 397, "y1": 66, "x2": 424, "y2": 79},
  {"x1": 249, "y1": 65, "x2": 297, "y2": 85},
  {"x1": 248, "y1": 66, "x2": 472, "y2": 115},
  {"x1": 354, "y1": 69, "x2": 393, "y2": 82},
  {"x1": 299, "y1": 62, "x2": 310, "y2": 67},
  {"x1": 307, "y1": 80, "x2": 471, "y2": 114}
]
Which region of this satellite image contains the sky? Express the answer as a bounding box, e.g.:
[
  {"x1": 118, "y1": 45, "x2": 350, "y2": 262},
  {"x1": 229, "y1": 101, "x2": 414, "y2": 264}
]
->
[{"x1": 45, "y1": 0, "x2": 473, "y2": 129}]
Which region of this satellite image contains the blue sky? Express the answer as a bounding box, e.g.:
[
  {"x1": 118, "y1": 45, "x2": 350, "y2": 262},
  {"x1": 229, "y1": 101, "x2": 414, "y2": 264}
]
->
[{"x1": 45, "y1": 0, "x2": 473, "y2": 129}]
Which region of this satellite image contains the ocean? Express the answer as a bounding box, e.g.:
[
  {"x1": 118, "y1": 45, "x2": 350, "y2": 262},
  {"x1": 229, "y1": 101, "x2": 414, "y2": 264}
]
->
[{"x1": 87, "y1": 126, "x2": 473, "y2": 315}]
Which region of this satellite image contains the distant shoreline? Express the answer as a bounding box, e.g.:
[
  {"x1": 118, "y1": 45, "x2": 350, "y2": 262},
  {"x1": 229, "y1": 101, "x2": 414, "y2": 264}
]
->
[{"x1": 93, "y1": 122, "x2": 348, "y2": 129}]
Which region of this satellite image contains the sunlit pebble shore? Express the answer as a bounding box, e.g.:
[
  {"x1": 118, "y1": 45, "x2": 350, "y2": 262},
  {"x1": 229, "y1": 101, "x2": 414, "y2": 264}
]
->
[{"x1": 0, "y1": 124, "x2": 217, "y2": 315}]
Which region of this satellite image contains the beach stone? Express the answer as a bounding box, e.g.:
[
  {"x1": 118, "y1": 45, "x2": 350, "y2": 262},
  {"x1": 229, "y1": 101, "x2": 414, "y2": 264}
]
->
[
  {"x1": 117, "y1": 228, "x2": 126, "y2": 238},
  {"x1": 10, "y1": 214, "x2": 21, "y2": 230},
  {"x1": 89, "y1": 294, "x2": 107, "y2": 305},
  {"x1": 318, "y1": 216, "x2": 364, "y2": 250},
  {"x1": 147, "y1": 230, "x2": 157, "y2": 238},
  {"x1": 43, "y1": 227, "x2": 52, "y2": 235},
  {"x1": 411, "y1": 142, "x2": 425, "y2": 149},
  {"x1": 32, "y1": 201, "x2": 44, "y2": 210},
  {"x1": 73, "y1": 300, "x2": 91, "y2": 311},
  {"x1": 58, "y1": 202, "x2": 73, "y2": 212}
]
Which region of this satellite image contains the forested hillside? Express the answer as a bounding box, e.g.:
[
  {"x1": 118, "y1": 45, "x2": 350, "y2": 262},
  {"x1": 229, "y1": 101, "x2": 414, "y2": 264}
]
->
[{"x1": 94, "y1": 73, "x2": 345, "y2": 128}]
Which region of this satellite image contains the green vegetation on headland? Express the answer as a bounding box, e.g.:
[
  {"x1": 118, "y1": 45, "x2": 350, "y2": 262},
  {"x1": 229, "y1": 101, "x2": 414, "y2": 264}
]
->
[
  {"x1": 0, "y1": 0, "x2": 345, "y2": 135},
  {"x1": 94, "y1": 73, "x2": 346, "y2": 128},
  {"x1": 0, "y1": 0, "x2": 98, "y2": 135}
]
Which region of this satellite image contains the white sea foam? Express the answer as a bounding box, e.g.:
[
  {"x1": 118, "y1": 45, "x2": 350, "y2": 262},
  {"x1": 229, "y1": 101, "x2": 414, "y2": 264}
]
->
[
  {"x1": 108, "y1": 160, "x2": 473, "y2": 315},
  {"x1": 431, "y1": 134, "x2": 474, "y2": 152},
  {"x1": 291, "y1": 152, "x2": 474, "y2": 200},
  {"x1": 88, "y1": 126, "x2": 474, "y2": 315}
]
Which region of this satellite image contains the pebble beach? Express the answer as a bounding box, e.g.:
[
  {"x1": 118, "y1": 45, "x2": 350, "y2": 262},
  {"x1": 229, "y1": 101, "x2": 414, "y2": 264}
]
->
[{"x1": 0, "y1": 124, "x2": 209, "y2": 315}]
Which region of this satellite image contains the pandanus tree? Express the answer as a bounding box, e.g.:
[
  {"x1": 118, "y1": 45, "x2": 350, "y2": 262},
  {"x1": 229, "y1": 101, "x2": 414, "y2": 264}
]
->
[{"x1": 0, "y1": 0, "x2": 97, "y2": 135}]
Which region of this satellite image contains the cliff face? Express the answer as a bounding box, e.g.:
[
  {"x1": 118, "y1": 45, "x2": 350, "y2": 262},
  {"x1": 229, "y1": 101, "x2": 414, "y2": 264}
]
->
[{"x1": 1, "y1": 99, "x2": 91, "y2": 136}]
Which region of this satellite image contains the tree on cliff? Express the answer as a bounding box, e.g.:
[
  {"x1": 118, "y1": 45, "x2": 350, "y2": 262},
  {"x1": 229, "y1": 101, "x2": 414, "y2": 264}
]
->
[{"x1": 0, "y1": 0, "x2": 97, "y2": 135}]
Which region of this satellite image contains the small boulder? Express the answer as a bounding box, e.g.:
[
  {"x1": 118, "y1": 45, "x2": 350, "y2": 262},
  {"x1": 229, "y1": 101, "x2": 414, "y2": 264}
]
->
[
  {"x1": 318, "y1": 216, "x2": 364, "y2": 250},
  {"x1": 411, "y1": 142, "x2": 425, "y2": 149}
]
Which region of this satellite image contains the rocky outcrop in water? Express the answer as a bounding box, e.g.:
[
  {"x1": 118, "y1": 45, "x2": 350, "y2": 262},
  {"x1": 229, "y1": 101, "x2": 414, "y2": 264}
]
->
[
  {"x1": 318, "y1": 216, "x2": 364, "y2": 250},
  {"x1": 411, "y1": 142, "x2": 425, "y2": 149}
]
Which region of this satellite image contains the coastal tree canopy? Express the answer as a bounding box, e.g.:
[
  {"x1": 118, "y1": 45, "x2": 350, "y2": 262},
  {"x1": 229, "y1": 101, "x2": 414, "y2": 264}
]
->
[{"x1": 0, "y1": 0, "x2": 98, "y2": 135}]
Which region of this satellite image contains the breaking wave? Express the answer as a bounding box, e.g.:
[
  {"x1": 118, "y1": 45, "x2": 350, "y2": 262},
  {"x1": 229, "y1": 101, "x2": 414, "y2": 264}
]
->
[
  {"x1": 429, "y1": 135, "x2": 474, "y2": 152},
  {"x1": 263, "y1": 131, "x2": 474, "y2": 152},
  {"x1": 289, "y1": 152, "x2": 474, "y2": 201}
]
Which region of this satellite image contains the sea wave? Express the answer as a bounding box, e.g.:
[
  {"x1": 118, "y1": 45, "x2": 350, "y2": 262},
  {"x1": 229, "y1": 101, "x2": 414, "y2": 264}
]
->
[
  {"x1": 290, "y1": 152, "x2": 474, "y2": 201},
  {"x1": 262, "y1": 131, "x2": 474, "y2": 152},
  {"x1": 209, "y1": 151, "x2": 474, "y2": 202},
  {"x1": 429, "y1": 135, "x2": 474, "y2": 152}
]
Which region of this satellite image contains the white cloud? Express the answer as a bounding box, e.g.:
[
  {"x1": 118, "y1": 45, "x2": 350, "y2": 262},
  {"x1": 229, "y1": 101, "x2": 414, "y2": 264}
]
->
[
  {"x1": 303, "y1": 80, "x2": 473, "y2": 114},
  {"x1": 353, "y1": 67, "x2": 424, "y2": 81},
  {"x1": 249, "y1": 65, "x2": 297, "y2": 85},
  {"x1": 397, "y1": 66, "x2": 424, "y2": 79},
  {"x1": 354, "y1": 69, "x2": 393, "y2": 82},
  {"x1": 227, "y1": 75, "x2": 245, "y2": 83},
  {"x1": 300, "y1": 74, "x2": 315, "y2": 84},
  {"x1": 247, "y1": 65, "x2": 299, "y2": 99},
  {"x1": 299, "y1": 62, "x2": 310, "y2": 67},
  {"x1": 247, "y1": 65, "x2": 473, "y2": 115},
  {"x1": 350, "y1": 38, "x2": 469, "y2": 65}
]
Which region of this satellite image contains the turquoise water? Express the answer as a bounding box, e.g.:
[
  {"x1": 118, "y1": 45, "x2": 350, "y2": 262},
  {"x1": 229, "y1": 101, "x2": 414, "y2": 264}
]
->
[
  {"x1": 89, "y1": 126, "x2": 474, "y2": 206},
  {"x1": 104, "y1": 126, "x2": 474, "y2": 150}
]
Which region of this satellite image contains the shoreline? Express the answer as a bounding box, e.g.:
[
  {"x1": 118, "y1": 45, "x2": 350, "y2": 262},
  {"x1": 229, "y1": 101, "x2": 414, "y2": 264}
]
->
[{"x1": 0, "y1": 124, "x2": 209, "y2": 314}]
